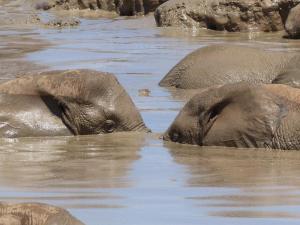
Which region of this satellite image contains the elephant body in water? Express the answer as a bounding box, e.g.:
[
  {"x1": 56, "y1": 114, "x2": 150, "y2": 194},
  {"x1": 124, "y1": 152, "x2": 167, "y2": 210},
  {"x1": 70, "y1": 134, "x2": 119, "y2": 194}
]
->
[
  {"x1": 0, "y1": 69, "x2": 149, "y2": 138},
  {"x1": 164, "y1": 83, "x2": 300, "y2": 150},
  {"x1": 0, "y1": 202, "x2": 84, "y2": 225},
  {"x1": 159, "y1": 45, "x2": 300, "y2": 89}
]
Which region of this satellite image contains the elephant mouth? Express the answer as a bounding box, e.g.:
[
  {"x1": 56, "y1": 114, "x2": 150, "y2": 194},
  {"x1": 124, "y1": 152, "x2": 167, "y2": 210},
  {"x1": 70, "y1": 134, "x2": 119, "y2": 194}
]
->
[
  {"x1": 131, "y1": 123, "x2": 151, "y2": 133},
  {"x1": 163, "y1": 128, "x2": 199, "y2": 145}
]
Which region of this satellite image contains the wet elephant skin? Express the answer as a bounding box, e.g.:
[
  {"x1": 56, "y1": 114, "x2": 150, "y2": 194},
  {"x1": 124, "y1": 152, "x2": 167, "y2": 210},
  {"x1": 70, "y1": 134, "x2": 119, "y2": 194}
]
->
[{"x1": 0, "y1": 69, "x2": 149, "y2": 138}]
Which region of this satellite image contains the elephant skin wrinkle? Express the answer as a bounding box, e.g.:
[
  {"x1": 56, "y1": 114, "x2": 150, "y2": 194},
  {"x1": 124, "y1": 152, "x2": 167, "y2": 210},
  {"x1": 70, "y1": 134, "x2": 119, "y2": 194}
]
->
[
  {"x1": 0, "y1": 70, "x2": 149, "y2": 138},
  {"x1": 0, "y1": 202, "x2": 84, "y2": 225},
  {"x1": 159, "y1": 44, "x2": 300, "y2": 89},
  {"x1": 164, "y1": 83, "x2": 300, "y2": 150}
]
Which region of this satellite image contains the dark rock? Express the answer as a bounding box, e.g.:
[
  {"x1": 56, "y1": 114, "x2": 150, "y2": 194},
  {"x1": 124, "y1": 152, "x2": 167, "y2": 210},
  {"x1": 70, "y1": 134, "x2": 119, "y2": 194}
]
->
[
  {"x1": 35, "y1": 1, "x2": 52, "y2": 10},
  {"x1": 155, "y1": 0, "x2": 300, "y2": 32},
  {"x1": 50, "y1": 0, "x2": 167, "y2": 15},
  {"x1": 45, "y1": 17, "x2": 80, "y2": 27},
  {"x1": 285, "y1": 3, "x2": 300, "y2": 38}
]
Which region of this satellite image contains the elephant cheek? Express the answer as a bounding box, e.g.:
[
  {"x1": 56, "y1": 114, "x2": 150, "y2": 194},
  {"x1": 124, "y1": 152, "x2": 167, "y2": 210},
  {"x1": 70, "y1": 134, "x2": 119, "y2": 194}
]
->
[{"x1": 202, "y1": 119, "x2": 238, "y2": 147}]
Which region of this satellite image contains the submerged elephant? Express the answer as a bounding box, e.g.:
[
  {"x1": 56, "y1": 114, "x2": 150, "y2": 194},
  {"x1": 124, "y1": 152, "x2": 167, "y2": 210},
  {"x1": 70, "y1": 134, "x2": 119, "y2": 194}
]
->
[
  {"x1": 0, "y1": 69, "x2": 149, "y2": 138},
  {"x1": 0, "y1": 202, "x2": 84, "y2": 225},
  {"x1": 159, "y1": 44, "x2": 300, "y2": 89},
  {"x1": 164, "y1": 83, "x2": 300, "y2": 150}
]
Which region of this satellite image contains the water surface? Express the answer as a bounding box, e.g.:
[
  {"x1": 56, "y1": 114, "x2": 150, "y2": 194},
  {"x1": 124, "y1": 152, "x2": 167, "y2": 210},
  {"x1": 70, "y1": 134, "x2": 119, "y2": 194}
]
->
[{"x1": 1, "y1": 9, "x2": 300, "y2": 225}]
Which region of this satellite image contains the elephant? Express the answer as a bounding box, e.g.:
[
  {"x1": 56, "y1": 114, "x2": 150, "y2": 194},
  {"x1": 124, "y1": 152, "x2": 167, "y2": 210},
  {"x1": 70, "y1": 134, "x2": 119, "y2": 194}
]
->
[
  {"x1": 0, "y1": 202, "x2": 84, "y2": 225},
  {"x1": 159, "y1": 44, "x2": 300, "y2": 89},
  {"x1": 0, "y1": 69, "x2": 149, "y2": 138},
  {"x1": 117, "y1": 0, "x2": 144, "y2": 15},
  {"x1": 38, "y1": 0, "x2": 167, "y2": 15},
  {"x1": 77, "y1": 0, "x2": 116, "y2": 11},
  {"x1": 118, "y1": 0, "x2": 168, "y2": 15},
  {"x1": 285, "y1": 3, "x2": 300, "y2": 38},
  {"x1": 163, "y1": 82, "x2": 300, "y2": 150}
]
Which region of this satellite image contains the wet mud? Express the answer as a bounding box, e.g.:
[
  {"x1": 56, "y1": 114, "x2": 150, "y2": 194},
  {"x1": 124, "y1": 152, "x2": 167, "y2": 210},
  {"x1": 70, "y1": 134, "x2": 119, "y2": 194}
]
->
[{"x1": 2, "y1": 1, "x2": 300, "y2": 225}]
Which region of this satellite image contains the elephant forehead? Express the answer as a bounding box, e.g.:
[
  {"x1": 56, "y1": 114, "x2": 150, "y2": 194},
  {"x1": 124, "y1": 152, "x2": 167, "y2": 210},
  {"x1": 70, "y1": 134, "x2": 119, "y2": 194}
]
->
[
  {"x1": 0, "y1": 203, "x2": 60, "y2": 225},
  {"x1": 264, "y1": 84, "x2": 300, "y2": 103},
  {"x1": 0, "y1": 214, "x2": 21, "y2": 225},
  {"x1": 185, "y1": 83, "x2": 258, "y2": 110}
]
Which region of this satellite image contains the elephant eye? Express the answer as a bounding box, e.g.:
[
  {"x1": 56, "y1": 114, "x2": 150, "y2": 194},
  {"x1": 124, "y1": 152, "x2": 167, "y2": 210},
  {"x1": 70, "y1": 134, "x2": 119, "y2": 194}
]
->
[
  {"x1": 170, "y1": 131, "x2": 181, "y2": 142},
  {"x1": 103, "y1": 120, "x2": 116, "y2": 133}
]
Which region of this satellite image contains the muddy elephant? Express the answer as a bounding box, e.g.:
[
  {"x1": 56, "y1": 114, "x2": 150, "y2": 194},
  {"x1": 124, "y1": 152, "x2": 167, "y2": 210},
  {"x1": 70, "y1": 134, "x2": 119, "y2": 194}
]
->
[
  {"x1": 285, "y1": 3, "x2": 300, "y2": 38},
  {"x1": 0, "y1": 69, "x2": 149, "y2": 138},
  {"x1": 116, "y1": 0, "x2": 168, "y2": 15},
  {"x1": 39, "y1": 0, "x2": 167, "y2": 15},
  {"x1": 159, "y1": 44, "x2": 300, "y2": 89},
  {"x1": 77, "y1": 0, "x2": 116, "y2": 11},
  {"x1": 0, "y1": 202, "x2": 84, "y2": 225},
  {"x1": 164, "y1": 82, "x2": 300, "y2": 150}
]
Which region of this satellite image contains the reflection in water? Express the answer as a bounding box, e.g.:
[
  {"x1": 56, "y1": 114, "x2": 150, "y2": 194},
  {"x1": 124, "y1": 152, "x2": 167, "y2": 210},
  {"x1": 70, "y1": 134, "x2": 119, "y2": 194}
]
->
[
  {"x1": 0, "y1": 133, "x2": 145, "y2": 209},
  {"x1": 166, "y1": 142, "x2": 300, "y2": 220},
  {"x1": 166, "y1": 143, "x2": 300, "y2": 187},
  {"x1": 0, "y1": 133, "x2": 144, "y2": 189}
]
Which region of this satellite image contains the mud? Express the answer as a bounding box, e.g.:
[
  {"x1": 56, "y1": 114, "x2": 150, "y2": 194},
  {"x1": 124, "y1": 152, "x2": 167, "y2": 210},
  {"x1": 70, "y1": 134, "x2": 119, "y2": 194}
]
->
[
  {"x1": 0, "y1": 34, "x2": 48, "y2": 80},
  {"x1": 2, "y1": 2, "x2": 300, "y2": 225}
]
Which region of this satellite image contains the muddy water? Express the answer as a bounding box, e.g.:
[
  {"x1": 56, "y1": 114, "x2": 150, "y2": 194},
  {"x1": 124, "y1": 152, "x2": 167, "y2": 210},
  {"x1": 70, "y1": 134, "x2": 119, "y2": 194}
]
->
[{"x1": 2, "y1": 8, "x2": 300, "y2": 225}]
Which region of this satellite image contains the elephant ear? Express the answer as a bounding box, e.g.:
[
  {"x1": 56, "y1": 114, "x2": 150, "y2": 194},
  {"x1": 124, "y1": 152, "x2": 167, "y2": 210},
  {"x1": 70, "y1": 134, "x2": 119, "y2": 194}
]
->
[
  {"x1": 36, "y1": 70, "x2": 121, "y2": 102},
  {"x1": 35, "y1": 70, "x2": 107, "y2": 135},
  {"x1": 202, "y1": 84, "x2": 288, "y2": 148},
  {"x1": 36, "y1": 70, "x2": 91, "y2": 101}
]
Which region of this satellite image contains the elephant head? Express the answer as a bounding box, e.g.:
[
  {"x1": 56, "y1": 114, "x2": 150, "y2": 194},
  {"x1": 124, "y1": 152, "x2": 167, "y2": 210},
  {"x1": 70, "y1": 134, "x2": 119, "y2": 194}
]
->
[
  {"x1": 0, "y1": 69, "x2": 150, "y2": 135},
  {"x1": 163, "y1": 83, "x2": 291, "y2": 149},
  {"x1": 0, "y1": 202, "x2": 84, "y2": 225}
]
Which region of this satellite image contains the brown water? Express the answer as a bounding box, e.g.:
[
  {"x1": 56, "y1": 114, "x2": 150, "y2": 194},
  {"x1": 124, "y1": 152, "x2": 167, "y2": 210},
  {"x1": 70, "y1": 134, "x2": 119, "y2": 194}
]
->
[{"x1": 2, "y1": 3, "x2": 300, "y2": 224}]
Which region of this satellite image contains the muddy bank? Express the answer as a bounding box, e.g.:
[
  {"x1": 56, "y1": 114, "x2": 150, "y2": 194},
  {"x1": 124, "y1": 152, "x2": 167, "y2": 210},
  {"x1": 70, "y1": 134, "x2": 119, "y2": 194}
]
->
[
  {"x1": 0, "y1": 0, "x2": 83, "y2": 28},
  {"x1": 155, "y1": 0, "x2": 300, "y2": 32},
  {"x1": 36, "y1": 0, "x2": 167, "y2": 16},
  {"x1": 0, "y1": 34, "x2": 48, "y2": 80}
]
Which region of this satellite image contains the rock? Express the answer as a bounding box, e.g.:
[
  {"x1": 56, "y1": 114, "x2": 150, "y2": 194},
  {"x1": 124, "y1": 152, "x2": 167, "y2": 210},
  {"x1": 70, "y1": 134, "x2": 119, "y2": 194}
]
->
[
  {"x1": 285, "y1": 3, "x2": 300, "y2": 38},
  {"x1": 45, "y1": 17, "x2": 80, "y2": 27},
  {"x1": 35, "y1": 1, "x2": 52, "y2": 10},
  {"x1": 155, "y1": 0, "x2": 300, "y2": 32},
  {"x1": 138, "y1": 88, "x2": 151, "y2": 96},
  {"x1": 0, "y1": 202, "x2": 84, "y2": 225},
  {"x1": 48, "y1": 0, "x2": 167, "y2": 16}
]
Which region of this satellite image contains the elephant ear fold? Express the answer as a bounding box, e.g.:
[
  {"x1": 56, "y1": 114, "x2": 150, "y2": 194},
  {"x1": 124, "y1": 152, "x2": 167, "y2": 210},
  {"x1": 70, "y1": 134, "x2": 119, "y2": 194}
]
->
[
  {"x1": 229, "y1": 88, "x2": 288, "y2": 148},
  {"x1": 36, "y1": 72, "x2": 88, "y2": 101},
  {"x1": 202, "y1": 85, "x2": 288, "y2": 149},
  {"x1": 37, "y1": 70, "x2": 94, "y2": 104},
  {"x1": 36, "y1": 75, "x2": 91, "y2": 136}
]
